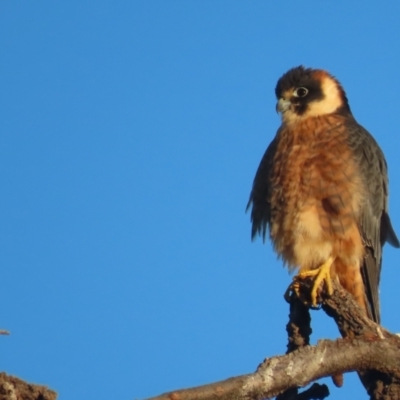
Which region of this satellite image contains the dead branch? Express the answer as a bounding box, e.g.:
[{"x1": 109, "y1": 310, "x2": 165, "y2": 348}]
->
[
  {"x1": 320, "y1": 280, "x2": 400, "y2": 400},
  {"x1": 144, "y1": 279, "x2": 400, "y2": 400},
  {"x1": 276, "y1": 293, "x2": 314, "y2": 400},
  {"x1": 145, "y1": 337, "x2": 400, "y2": 400},
  {"x1": 0, "y1": 373, "x2": 56, "y2": 400}
]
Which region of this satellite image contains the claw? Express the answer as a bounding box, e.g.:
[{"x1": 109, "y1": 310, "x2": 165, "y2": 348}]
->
[
  {"x1": 285, "y1": 256, "x2": 334, "y2": 306},
  {"x1": 283, "y1": 279, "x2": 302, "y2": 303}
]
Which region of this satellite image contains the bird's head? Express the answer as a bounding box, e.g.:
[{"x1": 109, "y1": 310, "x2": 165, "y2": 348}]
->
[{"x1": 275, "y1": 66, "x2": 351, "y2": 124}]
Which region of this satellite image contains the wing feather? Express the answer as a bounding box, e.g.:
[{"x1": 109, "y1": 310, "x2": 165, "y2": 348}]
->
[
  {"x1": 246, "y1": 136, "x2": 278, "y2": 241},
  {"x1": 346, "y1": 119, "x2": 399, "y2": 323}
]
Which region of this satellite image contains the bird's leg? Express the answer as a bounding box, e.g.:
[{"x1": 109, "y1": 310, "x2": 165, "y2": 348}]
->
[{"x1": 286, "y1": 256, "x2": 334, "y2": 306}]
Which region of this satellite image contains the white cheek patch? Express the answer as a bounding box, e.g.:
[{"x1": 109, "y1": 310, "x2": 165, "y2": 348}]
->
[
  {"x1": 307, "y1": 78, "x2": 343, "y2": 117},
  {"x1": 281, "y1": 76, "x2": 343, "y2": 123}
]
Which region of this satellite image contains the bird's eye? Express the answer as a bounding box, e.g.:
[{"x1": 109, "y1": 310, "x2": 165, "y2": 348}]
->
[{"x1": 293, "y1": 87, "x2": 308, "y2": 97}]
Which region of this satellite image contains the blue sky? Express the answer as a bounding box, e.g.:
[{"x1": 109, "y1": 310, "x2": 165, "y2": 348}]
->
[{"x1": 1, "y1": 2, "x2": 400, "y2": 399}]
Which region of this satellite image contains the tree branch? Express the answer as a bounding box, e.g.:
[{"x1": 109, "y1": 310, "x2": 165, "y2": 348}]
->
[
  {"x1": 144, "y1": 279, "x2": 400, "y2": 400},
  {"x1": 276, "y1": 293, "x2": 315, "y2": 400},
  {"x1": 145, "y1": 337, "x2": 400, "y2": 400},
  {"x1": 321, "y1": 281, "x2": 400, "y2": 399},
  {"x1": 0, "y1": 372, "x2": 56, "y2": 400}
]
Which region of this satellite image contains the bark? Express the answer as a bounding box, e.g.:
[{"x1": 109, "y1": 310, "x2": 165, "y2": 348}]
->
[
  {"x1": 276, "y1": 293, "x2": 315, "y2": 400},
  {"x1": 321, "y1": 281, "x2": 400, "y2": 400},
  {"x1": 0, "y1": 373, "x2": 56, "y2": 400},
  {"x1": 145, "y1": 279, "x2": 400, "y2": 400},
  {"x1": 145, "y1": 337, "x2": 400, "y2": 400}
]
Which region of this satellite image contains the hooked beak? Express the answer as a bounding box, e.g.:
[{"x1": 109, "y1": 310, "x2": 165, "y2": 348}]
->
[{"x1": 276, "y1": 98, "x2": 291, "y2": 114}]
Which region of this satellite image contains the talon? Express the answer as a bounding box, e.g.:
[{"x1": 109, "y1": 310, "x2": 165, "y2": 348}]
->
[
  {"x1": 297, "y1": 256, "x2": 334, "y2": 306},
  {"x1": 284, "y1": 280, "x2": 301, "y2": 303},
  {"x1": 292, "y1": 281, "x2": 301, "y2": 297},
  {"x1": 283, "y1": 279, "x2": 309, "y2": 305}
]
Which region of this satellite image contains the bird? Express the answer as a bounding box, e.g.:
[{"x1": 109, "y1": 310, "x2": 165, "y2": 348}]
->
[{"x1": 247, "y1": 66, "x2": 399, "y2": 324}]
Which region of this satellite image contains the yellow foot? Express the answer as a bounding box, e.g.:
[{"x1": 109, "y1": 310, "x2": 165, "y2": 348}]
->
[
  {"x1": 297, "y1": 256, "x2": 334, "y2": 306},
  {"x1": 285, "y1": 257, "x2": 335, "y2": 306}
]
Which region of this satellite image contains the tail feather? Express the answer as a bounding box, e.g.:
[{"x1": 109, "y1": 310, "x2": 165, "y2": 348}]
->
[{"x1": 360, "y1": 249, "x2": 381, "y2": 324}]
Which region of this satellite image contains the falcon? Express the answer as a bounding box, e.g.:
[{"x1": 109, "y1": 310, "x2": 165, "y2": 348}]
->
[{"x1": 247, "y1": 66, "x2": 399, "y2": 323}]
